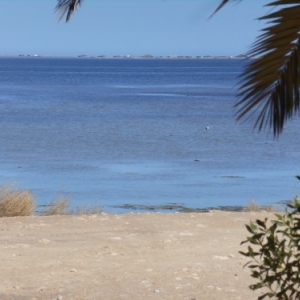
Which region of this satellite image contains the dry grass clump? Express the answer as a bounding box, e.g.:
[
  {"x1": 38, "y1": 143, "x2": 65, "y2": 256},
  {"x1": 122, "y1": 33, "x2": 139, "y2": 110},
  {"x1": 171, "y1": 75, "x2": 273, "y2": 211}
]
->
[
  {"x1": 41, "y1": 196, "x2": 103, "y2": 216},
  {"x1": 41, "y1": 197, "x2": 69, "y2": 216},
  {"x1": 0, "y1": 185, "x2": 35, "y2": 217},
  {"x1": 0, "y1": 184, "x2": 103, "y2": 217},
  {"x1": 263, "y1": 205, "x2": 276, "y2": 212},
  {"x1": 71, "y1": 205, "x2": 103, "y2": 215},
  {"x1": 244, "y1": 200, "x2": 261, "y2": 212},
  {"x1": 243, "y1": 200, "x2": 278, "y2": 212}
]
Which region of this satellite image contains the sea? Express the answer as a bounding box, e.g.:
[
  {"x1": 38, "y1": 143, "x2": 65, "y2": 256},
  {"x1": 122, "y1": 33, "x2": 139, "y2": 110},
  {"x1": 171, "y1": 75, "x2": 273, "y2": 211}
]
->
[{"x1": 0, "y1": 57, "x2": 299, "y2": 213}]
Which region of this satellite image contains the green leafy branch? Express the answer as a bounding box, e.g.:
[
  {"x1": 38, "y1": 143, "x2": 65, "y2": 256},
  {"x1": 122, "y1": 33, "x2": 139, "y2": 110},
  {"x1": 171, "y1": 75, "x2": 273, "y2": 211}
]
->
[{"x1": 240, "y1": 198, "x2": 300, "y2": 299}]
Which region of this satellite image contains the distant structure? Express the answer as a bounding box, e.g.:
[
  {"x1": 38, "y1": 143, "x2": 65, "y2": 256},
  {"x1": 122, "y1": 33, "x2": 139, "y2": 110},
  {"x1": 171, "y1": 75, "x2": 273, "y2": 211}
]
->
[
  {"x1": 11, "y1": 54, "x2": 251, "y2": 60},
  {"x1": 143, "y1": 54, "x2": 154, "y2": 58}
]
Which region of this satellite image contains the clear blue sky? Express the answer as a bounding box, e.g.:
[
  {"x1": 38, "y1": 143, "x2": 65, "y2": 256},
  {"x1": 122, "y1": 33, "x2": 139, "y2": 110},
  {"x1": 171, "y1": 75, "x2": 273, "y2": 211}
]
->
[{"x1": 0, "y1": 0, "x2": 271, "y2": 56}]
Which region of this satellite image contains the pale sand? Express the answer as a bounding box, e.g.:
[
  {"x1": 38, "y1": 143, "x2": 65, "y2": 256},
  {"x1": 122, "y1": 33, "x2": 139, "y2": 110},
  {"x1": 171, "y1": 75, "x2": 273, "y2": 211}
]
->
[{"x1": 0, "y1": 211, "x2": 273, "y2": 300}]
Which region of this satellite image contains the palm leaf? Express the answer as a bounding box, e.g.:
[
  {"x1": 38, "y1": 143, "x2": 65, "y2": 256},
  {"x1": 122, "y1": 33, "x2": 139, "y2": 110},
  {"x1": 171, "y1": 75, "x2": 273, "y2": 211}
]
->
[
  {"x1": 210, "y1": 0, "x2": 243, "y2": 18},
  {"x1": 55, "y1": 0, "x2": 83, "y2": 22},
  {"x1": 235, "y1": 1, "x2": 300, "y2": 136},
  {"x1": 209, "y1": 0, "x2": 230, "y2": 18}
]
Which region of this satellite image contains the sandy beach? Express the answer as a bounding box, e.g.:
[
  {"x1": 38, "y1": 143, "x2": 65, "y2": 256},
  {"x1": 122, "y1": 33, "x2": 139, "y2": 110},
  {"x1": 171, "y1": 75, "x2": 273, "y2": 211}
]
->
[{"x1": 0, "y1": 211, "x2": 273, "y2": 300}]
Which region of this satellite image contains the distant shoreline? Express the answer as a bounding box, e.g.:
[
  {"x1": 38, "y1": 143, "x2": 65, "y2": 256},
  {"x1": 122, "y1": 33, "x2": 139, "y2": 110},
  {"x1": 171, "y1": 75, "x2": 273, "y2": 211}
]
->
[{"x1": 0, "y1": 54, "x2": 249, "y2": 59}]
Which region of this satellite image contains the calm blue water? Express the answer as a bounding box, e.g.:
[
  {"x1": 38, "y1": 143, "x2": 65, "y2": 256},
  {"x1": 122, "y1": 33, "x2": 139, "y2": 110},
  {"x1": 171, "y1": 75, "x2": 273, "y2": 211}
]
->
[{"x1": 0, "y1": 57, "x2": 299, "y2": 212}]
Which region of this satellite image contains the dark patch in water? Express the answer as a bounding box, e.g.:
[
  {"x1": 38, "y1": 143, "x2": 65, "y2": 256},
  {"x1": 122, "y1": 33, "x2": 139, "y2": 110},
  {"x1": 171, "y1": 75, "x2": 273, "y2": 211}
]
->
[
  {"x1": 112, "y1": 200, "x2": 292, "y2": 213},
  {"x1": 111, "y1": 203, "x2": 246, "y2": 213}
]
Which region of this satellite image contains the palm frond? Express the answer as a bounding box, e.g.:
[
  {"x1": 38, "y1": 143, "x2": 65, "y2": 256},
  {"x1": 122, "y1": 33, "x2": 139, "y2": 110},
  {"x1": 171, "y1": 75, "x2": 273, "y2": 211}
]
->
[
  {"x1": 210, "y1": 0, "x2": 241, "y2": 18},
  {"x1": 236, "y1": 1, "x2": 300, "y2": 136},
  {"x1": 210, "y1": 0, "x2": 230, "y2": 18},
  {"x1": 55, "y1": 0, "x2": 83, "y2": 22}
]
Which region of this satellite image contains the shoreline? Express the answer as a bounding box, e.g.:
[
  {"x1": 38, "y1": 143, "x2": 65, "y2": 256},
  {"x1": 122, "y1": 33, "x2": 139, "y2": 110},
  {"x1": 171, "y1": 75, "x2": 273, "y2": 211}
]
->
[
  {"x1": 34, "y1": 200, "x2": 288, "y2": 216},
  {"x1": 109, "y1": 201, "x2": 286, "y2": 213}
]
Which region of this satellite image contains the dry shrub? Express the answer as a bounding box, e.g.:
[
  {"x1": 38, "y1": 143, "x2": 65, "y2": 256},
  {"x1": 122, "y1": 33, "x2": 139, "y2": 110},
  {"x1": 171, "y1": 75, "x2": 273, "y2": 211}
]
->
[
  {"x1": 41, "y1": 197, "x2": 69, "y2": 216},
  {"x1": 0, "y1": 185, "x2": 35, "y2": 217},
  {"x1": 243, "y1": 200, "x2": 277, "y2": 213},
  {"x1": 71, "y1": 205, "x2": 103, "y2": 215},
  {"x1": 41, "y1": 197, "x2": 103, "y2": 216},
  {"x1": 263, "y1": 205, "x2": 276, "y2": 212},
  {"x1": 244, "y1": 200, "x2": 261, "y2": 212}
]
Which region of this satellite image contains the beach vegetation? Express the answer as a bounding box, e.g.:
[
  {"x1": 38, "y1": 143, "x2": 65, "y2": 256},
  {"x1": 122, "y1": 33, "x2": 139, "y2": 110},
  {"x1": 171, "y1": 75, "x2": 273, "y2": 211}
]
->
[
  {"x1": 41, "y1": 196, "x2": 69, "y2": 216},
  {"x1": 41, "y1": 196, "x2": 103, "y2": 216},
  {"x1": 240, "y1": 197, "x2": 300, "y2": 299},
  {"x1": 214, "y1": 0, "x2": 300, "y2": 136},
  {"x1": 71, "y1": 205, "x2": 104, "y2": 215},
  {"x1": 0, "y1": 185, "x2": 35, "y2": 217},
  {"x1": 244, "y1": 200, "x2": 261, "y2": 212},
  {"x1": 0, "y1": 185, "x2": 103, "y2": 217},
  {"x1": 243, "y1": 200, "x2": 278, "y2": 213}
]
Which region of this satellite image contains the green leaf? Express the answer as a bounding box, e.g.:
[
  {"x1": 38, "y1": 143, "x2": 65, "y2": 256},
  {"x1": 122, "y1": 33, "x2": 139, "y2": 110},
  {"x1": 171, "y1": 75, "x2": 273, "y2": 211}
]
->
[
  {"x1": 250, "y1": 221, "x2": 258, "y2": 232},
  {"x1": 239, "y1": 251, "x2": 250, "y2": 257},
  {"x1": 245, "y1": 224, "x2": 255, "y2": 234},
  {"x1": 256, "y1": 219, "x2": 267, "y2": 229},
  {"x1": 275, "y1": 213, "x2": 284, "y2": 220},
  {"x1": 258, "y1": 293, "x2": 275, "y2": 300},
  {"x1": 250, "y1": 283, "x2": 263, "y2": 291},
  {"x1": 248, "y1": 236, "x2": 261, "y2": 245}
]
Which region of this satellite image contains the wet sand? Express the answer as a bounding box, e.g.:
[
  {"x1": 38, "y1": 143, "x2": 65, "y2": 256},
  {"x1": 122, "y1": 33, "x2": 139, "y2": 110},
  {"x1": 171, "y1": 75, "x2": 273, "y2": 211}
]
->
[{"x1": 0, "y1": 211, "x2": 272, "y2": 299}]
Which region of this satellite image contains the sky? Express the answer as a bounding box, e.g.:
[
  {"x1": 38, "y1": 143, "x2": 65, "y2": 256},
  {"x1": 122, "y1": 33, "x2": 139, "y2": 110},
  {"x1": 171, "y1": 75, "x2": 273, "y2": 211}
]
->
[{"x1": 0, "y1": 0, "x2": 271, "y2": 56}]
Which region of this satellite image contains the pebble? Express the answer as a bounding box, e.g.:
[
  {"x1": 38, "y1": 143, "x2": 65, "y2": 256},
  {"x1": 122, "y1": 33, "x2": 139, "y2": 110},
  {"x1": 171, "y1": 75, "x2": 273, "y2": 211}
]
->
[
  {"x1": 179, "y1": 232, "x2": 193, "y2": 236},
  {"x1": 196, "y1": 224, "x2": 207, "y2": 228},
  {"x1": 38, "y1": 238, "x2": 51, "y2": 244},
  {"x1": 70, "y1": 269, "x2": 77, "y2": 273},
  {"x1": 110, "y1": 237, "x2": 122, "y2": 240},
  {"x1": 154, "y1": 289, "x2": 160, "y2": 293},
  {"x1": 163, "y1": 239, "x2": 172, "y2": 243},
  {"x1": 213, "y1": 255, "x2": 229, "y2": 260}
]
